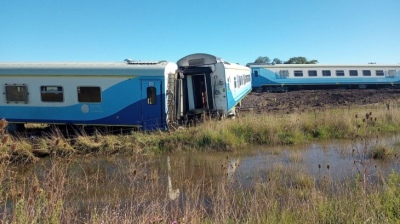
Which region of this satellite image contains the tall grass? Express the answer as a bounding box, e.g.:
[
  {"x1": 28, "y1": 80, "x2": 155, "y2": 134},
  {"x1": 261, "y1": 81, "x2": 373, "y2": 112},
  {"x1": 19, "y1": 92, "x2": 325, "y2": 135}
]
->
[
  {"x1": 0, "y1": 156, "x2": 398, "y2": 223},
  {"x1": 3, "y1": 105, "x2": 400, "y2": 163},
  {"x1": 187, "y1": 105, "x2": 400, "y2": 149}
]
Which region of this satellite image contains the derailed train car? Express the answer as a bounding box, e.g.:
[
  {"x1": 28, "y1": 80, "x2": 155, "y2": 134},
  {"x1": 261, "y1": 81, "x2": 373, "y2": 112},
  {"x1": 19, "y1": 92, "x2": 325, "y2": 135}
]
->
[
  {"x1": 0, "y1": 53, "x2": 251, "y2": 131},
  {"x1": 175, "y1": 53, "x2": 251, "y2": 120}
]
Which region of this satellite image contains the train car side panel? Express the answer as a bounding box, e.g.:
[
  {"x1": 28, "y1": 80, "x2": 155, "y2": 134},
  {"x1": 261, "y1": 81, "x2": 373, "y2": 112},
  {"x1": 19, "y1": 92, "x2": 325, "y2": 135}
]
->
[
  {"x1": 0, "y1": 62, "x2": 177, "y2": 131},
  {"x1": 250, "y1": 64, "x2": 400, "y2": 91},
  {"x1": 224, "y1": 63, "x2": 252, "y2": 115}
]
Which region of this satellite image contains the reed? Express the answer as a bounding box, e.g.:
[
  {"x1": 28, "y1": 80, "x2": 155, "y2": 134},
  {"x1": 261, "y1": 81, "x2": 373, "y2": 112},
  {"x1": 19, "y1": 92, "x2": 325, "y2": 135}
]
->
[{"x1": 0, "y1": 156, "x2": 398, "y2": 223}]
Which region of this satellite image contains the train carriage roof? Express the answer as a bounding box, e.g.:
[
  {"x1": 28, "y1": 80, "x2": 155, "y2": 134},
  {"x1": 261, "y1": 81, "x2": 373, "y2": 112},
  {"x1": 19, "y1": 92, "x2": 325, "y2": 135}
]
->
[
  {"x1": 0, "y1": 61, "x2": 177, "y2": 77},
  {"x1": 177, "y1": 53, "x2": 249, "y2": 71}
]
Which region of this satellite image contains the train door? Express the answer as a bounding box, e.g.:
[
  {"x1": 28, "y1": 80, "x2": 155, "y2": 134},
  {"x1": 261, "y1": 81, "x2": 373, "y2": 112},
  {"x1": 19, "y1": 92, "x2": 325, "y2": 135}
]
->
[
  {"x1": 141, "y1": 80, "x2": 163, "y2": 130},
  {"x1": 189, "y1": 74, "x2": 208, "y2": 110}
]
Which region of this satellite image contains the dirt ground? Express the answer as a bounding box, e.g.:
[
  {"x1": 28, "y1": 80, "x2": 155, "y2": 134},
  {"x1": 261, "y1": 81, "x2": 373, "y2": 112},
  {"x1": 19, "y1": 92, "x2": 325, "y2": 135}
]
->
[{"x1": 240, "y1": 88, "x2": 400, "y2": 113}]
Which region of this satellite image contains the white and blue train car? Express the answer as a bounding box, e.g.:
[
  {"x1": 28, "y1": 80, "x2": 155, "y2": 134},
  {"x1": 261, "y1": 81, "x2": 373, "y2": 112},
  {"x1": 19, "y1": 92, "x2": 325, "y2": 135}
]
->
[
  {"x1": 0, "y1": 60, "x2": 177, "y2": 131},
  {"x1": 250, "y1": 64, "x2": 400, "y2": 92},
  {"x1": 176, "y1": 53, "x2": 251, "y2": 118},
  {"x1": 0, "y1": 53, "x2": 252, "y2": 132}
]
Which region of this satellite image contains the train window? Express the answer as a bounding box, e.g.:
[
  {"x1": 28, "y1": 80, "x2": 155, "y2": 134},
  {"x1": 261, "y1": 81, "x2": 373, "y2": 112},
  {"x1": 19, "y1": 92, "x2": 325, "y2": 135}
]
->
[
  {"x1": 5, "y1": 85, "x2": 28, "y2": 103},
  {"x1": 349, "y1": 70, "x2": 358, "y2": 76},
  {"x1": 322, "y1": 70, "x2": 331, "y2": 76},
  {"x1": 336, "y1": 70, "x2": 345, "y2": 76},
  {"x1": 234, "y1": 77, "x2": 237, "y2": 88},
  {"x1": 147, "y1": 87, "x2": 157, "y2": 105},
  {"x1": 254, "y1": 70, "x2": 259, "y2": 77},
  {"x1": 308, "y1": 70, "x2": 317, "y2": 76},
  {"x1": 362, "y1": 70, "x2": 371, "y2": 76},
  {"x1": 294, "y1": 70, "x2": 303, "y2": 77},
  {"x1": 279, "y1": 70, "x2": 289, "y2": 78},
  {"x1": 376, "y1": 70, "x2": 384, "y2": 76},
  {"x1": 41, "y1": 86, "x2": 63, "y2": 102},
  {"x1": 388, "y1": 70, "x2": 397, "y2": 77},
  {"x1": 77, "y1": 86, "x2": 101, "y2": 103}
]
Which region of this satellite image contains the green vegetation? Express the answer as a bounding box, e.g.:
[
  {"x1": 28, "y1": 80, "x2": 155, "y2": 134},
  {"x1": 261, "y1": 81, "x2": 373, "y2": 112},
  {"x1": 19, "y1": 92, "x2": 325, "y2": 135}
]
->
[
  {"x1": 0, "y1": 105, "x2": 399, "y2": 223},
  {"x1": 1, "y1": 105, "x2": 400, "y2": 164},
  {"x1": 251, "y1": 56, "x2": 318, "y2": 64}
]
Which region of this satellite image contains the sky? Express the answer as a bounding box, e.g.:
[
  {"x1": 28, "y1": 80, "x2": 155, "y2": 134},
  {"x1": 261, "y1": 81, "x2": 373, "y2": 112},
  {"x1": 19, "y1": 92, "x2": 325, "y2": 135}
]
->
[{"x1": 1, "y1": 0, "x2": 399, "y2": 65}]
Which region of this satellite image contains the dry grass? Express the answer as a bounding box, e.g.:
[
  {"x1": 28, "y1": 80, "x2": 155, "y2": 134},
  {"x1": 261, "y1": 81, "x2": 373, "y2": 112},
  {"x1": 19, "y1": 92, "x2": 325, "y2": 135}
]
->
[
  {"x1": 1, "y1": 105, "x2": 400, "y2": 164},
  {"x1": 0, "y1": 155, "x2": 398, "y2": 223}
]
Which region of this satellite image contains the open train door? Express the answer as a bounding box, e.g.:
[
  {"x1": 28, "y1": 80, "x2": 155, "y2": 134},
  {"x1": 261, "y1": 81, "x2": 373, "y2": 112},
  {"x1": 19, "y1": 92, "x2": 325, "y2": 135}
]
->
[
  {"x1": 141, "y1": 80, "x2": 164, "y2": 130},
  {"x1": 176, "y1": 53, "x2": 218, "y2": 120}
]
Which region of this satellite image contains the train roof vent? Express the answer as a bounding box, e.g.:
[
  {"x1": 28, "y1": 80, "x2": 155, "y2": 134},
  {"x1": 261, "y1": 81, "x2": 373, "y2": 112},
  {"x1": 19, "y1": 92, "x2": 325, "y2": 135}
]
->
[
  {"x1": 124, "y1": 59, "x2": 165, "y2": 65},
  {"x1": 188, "y1": 58, "x2": 205, "y2": 66}
]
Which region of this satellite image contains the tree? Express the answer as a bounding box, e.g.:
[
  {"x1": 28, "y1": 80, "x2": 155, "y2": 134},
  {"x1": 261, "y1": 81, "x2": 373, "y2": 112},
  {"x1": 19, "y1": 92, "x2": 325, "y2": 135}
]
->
[
  {"x1": 272, "y1": 58, "x2": 283, "y2": 64},
  {"x1": 284, "y1": 57, "x2": 318, "y2": 64},
  {"x1": 254, "y1": 56, "x2": 271, "y2": 64}
]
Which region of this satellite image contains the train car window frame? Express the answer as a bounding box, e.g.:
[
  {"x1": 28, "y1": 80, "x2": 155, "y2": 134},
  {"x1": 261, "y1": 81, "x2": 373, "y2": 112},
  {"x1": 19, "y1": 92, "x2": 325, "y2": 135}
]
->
[
  {"x1": 362, "y1": 70, "x2": 371, "y2": 76},
  {"x1": 387, "y1": 70, "x2": 397, "y2": 77},
  {"x1": 336, "y1": 70, "x2": 345, "y2": 76},
  {"x1": 349, "y1": 70, "x2": 358, "y2": 76},
  {"x1": 147, "y1": 87, "x2": 157, "y2": 105},
  {"x1": 41, "y1": 86, "x2": 64, "y2": 102},
  {"x1": 279, "y1": 70, "x2": 289, "y2": 78},
  {"x1": 294, "y1": 70, "x2": 303, "y2": 77},
  {"x1": 4, "y1": 84, "x2": 29, "y2": 104},
  {"x1": 254, "y1": 70, "x2": 259, "y2": 77},
  {"x1": 375, "y1": 70, "x2": 384, "y2": 76},
  {"x1": 322, "y1": 70, "x2": 331, "y2": 76},
  {"x1": 308, "y1": 70, "x2": 317, "y2": 77},
  {"x1": 77, "y1": 86, "x2": 101, "y2": 103}
]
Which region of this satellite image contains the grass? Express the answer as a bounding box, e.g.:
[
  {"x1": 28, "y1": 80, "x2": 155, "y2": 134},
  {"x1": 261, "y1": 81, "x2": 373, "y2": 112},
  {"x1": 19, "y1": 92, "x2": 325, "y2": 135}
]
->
[
  {"x1": 1, "y1": 104, "x2": 400, "y2": 164},
  {"x1": 0, "y1": 155, "x2": 398, "y2": 223},
  {"x1": 1, "y1": 102, "x2": 400, "y2": 223}
]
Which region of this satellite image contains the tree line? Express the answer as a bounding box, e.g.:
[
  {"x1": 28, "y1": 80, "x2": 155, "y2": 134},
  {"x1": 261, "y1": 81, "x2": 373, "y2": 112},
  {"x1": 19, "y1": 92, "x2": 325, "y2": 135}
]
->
[{"x1": 252, "y1": 56, "x2": 318, "y2": 64}]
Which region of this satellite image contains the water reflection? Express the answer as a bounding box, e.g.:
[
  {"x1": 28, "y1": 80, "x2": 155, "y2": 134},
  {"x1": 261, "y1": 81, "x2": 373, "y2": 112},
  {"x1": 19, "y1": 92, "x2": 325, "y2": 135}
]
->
[
  {"x1": 165, "y1": 136, "x2": 399, "y2": 189},
  {"x1": 5, "y1": 135, "x2": 400, "y2": 211},
  {"x1": 167, "y1": 156, "x2": 180, "y2": 200},
  {"x1": 225, "y1": 157, "x2": 240, "y2": 181}
]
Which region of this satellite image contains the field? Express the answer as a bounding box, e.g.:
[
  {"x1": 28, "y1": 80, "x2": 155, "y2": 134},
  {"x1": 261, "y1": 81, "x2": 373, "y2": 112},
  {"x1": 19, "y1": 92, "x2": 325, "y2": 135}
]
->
[
  {"x1": 241, "y1": 88, "x2": 400, "y2": 113},
  {"x1": 0, "y1": 88, "x2": 400, "y2": 223}
]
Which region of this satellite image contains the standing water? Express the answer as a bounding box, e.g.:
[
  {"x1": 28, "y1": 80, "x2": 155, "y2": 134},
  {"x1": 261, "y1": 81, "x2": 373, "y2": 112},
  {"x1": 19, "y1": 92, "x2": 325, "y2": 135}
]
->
[{"x1": 1, "y1": 135, "x2": 399, "y2": 222}]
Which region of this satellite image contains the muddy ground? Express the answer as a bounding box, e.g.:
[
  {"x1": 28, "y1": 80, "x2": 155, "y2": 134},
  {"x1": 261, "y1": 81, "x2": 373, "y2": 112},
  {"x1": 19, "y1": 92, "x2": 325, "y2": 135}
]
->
[{"x1": 240, "y1": 88, "x2": 400, "y2": 113}]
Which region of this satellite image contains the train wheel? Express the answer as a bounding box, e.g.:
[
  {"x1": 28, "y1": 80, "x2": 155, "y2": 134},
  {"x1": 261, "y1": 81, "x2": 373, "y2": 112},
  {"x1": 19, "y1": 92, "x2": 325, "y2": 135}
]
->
[{"x1": 7, "y1": 123, "x2": 25, "y2": 134}]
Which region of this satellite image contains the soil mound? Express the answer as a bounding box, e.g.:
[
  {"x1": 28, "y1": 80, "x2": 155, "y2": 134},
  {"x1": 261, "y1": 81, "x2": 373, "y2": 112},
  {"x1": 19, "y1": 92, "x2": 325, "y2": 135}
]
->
[{"x1": 241, "y1": 88, "x2": 400, "y2": 113}]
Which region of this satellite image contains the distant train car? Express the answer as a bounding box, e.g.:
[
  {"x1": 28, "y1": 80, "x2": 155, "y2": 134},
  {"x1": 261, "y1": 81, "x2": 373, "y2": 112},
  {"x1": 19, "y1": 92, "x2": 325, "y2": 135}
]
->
[
  {"x1": 176, "y1": 53, "x2": 251, "y2": 119},
  {"x1": 0, "y1": 53, "x2": 251, "y2": 132},
  {"x1": 250, "y1": 64, "x2": 400, "y2": 92}
]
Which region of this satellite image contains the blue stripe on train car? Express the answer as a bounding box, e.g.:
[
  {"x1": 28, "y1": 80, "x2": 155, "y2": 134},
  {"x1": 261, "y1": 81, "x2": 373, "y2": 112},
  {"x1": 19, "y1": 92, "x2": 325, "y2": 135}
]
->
[
  {"x1": 226, "y1": 84, "x2": 252, "y2": 112},
  {"x1": 1, "y1": 77, "x2": 167, "y2": 130},
  {"x1": 252, "y1": 67, "x2": 400, "y2": 88}
]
